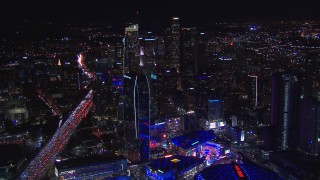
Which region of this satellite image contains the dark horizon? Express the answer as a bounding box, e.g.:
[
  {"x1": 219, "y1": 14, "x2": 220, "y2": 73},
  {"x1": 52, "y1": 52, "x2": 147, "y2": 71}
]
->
[{"x1": 1, "y1": 0, "x2": 320, "y2": 26}]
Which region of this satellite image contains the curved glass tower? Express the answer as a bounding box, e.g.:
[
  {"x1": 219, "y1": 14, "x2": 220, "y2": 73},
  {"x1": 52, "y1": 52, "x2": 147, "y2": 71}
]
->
[{"x1": 134, "y1": 74, "x2": 151, "y2": 162}]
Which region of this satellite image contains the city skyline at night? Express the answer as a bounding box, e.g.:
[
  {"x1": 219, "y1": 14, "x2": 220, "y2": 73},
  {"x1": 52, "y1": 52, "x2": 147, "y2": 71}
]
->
[{"x1": 1, "y1": 1, "x2": 320, "y2": 179}]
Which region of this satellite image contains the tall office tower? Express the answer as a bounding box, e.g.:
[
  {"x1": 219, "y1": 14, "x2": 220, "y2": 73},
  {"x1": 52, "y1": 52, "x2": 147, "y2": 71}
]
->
[
  {"x1": 106, "y1": 41, "x2": 123, "y2": 119},
  {"x1": 165, "y1": 17, "x2": 180, "y2": 68},
  {"x1": 207, "y1": 99, "x2": 225, "y2": 129},
  {"x1": 93, "y1": 58, "x2": 109, "y2": 116},
  {"x1": 180, "y1": 27, "x2": 197, "y2": 91},
  {"x1": 157, "y1": 67, "x2": 178, "y2": 117},
  {"x1": 122, "y1": 74, "x2": 136, "y2": 156},
  {"x1": 298, "y1": 98, "x2": 320, "y2": 156},
  {"x1": 122, "y1": 73, "x2": 151, "y2": 162},
  {"x1": 139, "y1": 37, "x2": 156, "y2": 75},
  {"x1": 121, "y1": 74, "x2": 139, "y2": 162},
  {"x1": 297, "y1": 56, "x2": 320, "y2": 155},
  {"x1": 139, "y1": 36, "x2": 159, "y2": 125},
  {"x1": 299, "y1": 62, "x2": 320, "y2": 155},
  {"x1": 194, "y1": 33, "x2": 210, "y2": 128},
  {"x1": 195, "y1": 33, "x2": 209, "y2": 76},
  {"x1": 180, "y1": 29, "x2": 209, "y2": 126},
  {"x1": 113, "y1": 42, "x2": 123, "y2": 74},
  {"x1": 94, "y1": 78, "x2": 108, "y2": 116},
  {"x1": 155, "y1": 37, "x2": 165, "y2": 67},
  {"x1": 121, "y1": 23, "x2": 139, "y2": 111},
  {"x1": 195, "y1": 75, "x2": 210, "y2": 129},
  {"x1": 123, "y1": 24, "x2": 140, "y2": 74},
  {"x1": 271, "y1": 73, "x2": 300, "y2": 150},
  {"x1": 134, "y1": 74, "x2": 151, "y2": 161},
  {"x1": 248, "y1": 75, "x2": 258, "y2": 109}
]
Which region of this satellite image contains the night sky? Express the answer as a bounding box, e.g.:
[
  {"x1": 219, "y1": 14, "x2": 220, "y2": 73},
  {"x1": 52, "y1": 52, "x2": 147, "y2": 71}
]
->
[{"x1": 1, "y1": 0, "x2": 320, "y2": 25}]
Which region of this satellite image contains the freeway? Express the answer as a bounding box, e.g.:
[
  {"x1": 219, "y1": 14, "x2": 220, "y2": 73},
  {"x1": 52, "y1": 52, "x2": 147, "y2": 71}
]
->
[
  {"x1": 20, "y1": 90, "x2": 93, "y2": 179},
  {"x1": 77, "y1": 53, "x2": 95, "y2": 79}
]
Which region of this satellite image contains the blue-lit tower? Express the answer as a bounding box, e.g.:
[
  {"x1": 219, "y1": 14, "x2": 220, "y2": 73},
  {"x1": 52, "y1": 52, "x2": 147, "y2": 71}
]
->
[
  {"x1": 208, "y1": 100, "x2": 222, "y2": 120},
  {"x1": 122, "y1": 73, "x2": 152, "y2": 162},
  {"x1": 207, "y1": 99, "x2": 225, "y2": 129},
  {"x1": 271, "y1": 73, "x2": 300, "y2": 150},
  {"x1": 134, "y1": 74, "x2": 151, "y2": 161}
]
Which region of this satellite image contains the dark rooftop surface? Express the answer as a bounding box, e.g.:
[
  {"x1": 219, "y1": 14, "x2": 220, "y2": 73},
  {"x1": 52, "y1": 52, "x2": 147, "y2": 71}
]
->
[
  {"x1": 148, "y1": 155, "x2": 204, "y2": 173},
  {"x1": 197, "y1": 159, "x2": 280, "y2": 180},
  {"x1": 270, "y1": 150, "x2": 320, "y2": 178},
  {"x1": 105, "y1": 176, "x2": 131, "y2": 180},
  {"x1": 55, "y1": 154, "x2": 126, "y2": 171},
  {"x1": 0, "y1": 144, "x2": 23, "y2": 167},
  {"x1": 170, "y1": 130, "x2": 215, "y2": 150},
  {"x1": 197, "y1": 164, "x2": 239, "y2": 180},
  {"x1": 75, "y1": 128, "x2": 100, "y2": 141}
]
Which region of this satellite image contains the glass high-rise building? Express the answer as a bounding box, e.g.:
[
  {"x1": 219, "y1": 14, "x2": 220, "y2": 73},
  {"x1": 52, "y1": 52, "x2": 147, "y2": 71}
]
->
[
  {"x1": 139, "y1": 37, "x2": 156, "y2": 75},
  {"x1": 271, "y1": 73, "x2": 300, "y2": 150},
  {"x1": 298, "y1": 98, "x2": 320, "y2": 156},
  {"x1": 122, "y1": 24, "x2": 152, "y2": 162},
  {"x1": 180, "y1": 27, "x2": 197, "y2": 91},
  {"x1": 139, "y1": 37, "x2": 158, "y2": 120},
  {"x1": 134, "y1": 74, "x2": 151, "y2": 161},
  {"x1": 123, "y1": 24, "x2": 140, "y2": 74},
  {"x1": 165, "y1": 17, "x2": 180, "y2": 68},
  {"x1": 207, "y1": 99, "x2": 225, "y2": 129},
  {"x1": 122, "y1": 73, "x2": 151, "y2": 162}
]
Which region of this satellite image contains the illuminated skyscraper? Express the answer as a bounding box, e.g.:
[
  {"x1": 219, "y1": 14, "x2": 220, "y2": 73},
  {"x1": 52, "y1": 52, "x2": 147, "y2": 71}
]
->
[
  {"x1": 112, "y1": 42, "x2": 123, "y2": 73},
  {"x1": 122, "y1": 73, "x2": 151, "y2": 162},
  {"x1": 122, "y1": 74, "x2": 137, "y2": 159},
  {"x1": 139, "y1": 37, "x2": 156, "y2": 75},
  {"x1": 123, "y1": 24, "x2": 140, "y2": 74},
  {"x1": 155, "y1": 37, "x2": 165, "y2": 67},
  {"x1": 165, "y1": 17, "x2": 180, "y2": 68},
  {"x1": 180, "y1": 27, "x2": 197, "y2": 91},
  {"x1": 248, "y1": 75, "x2": 258, "y2": 109},
  {"x1": 122, "y1": 23, "x2": 153, "y2": 162},
  {"x1": 134, "y1": 74, "x2": 151, "y2": 161},
  {"x1": 139, "y1": 37, "x2": 158, "y2": 120},
  {"x1": 208, "y1": 100, "x2": 223, "y2": 121},
  {"x1": 271, "y1": 73, "x2": 300, "y2": 150},
  {"x1": 195, "y1": 32, "x2": 208, "y2": 76},
  {"x1": 208, "y1": 99, "x2": 225, "y2": 129}
]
